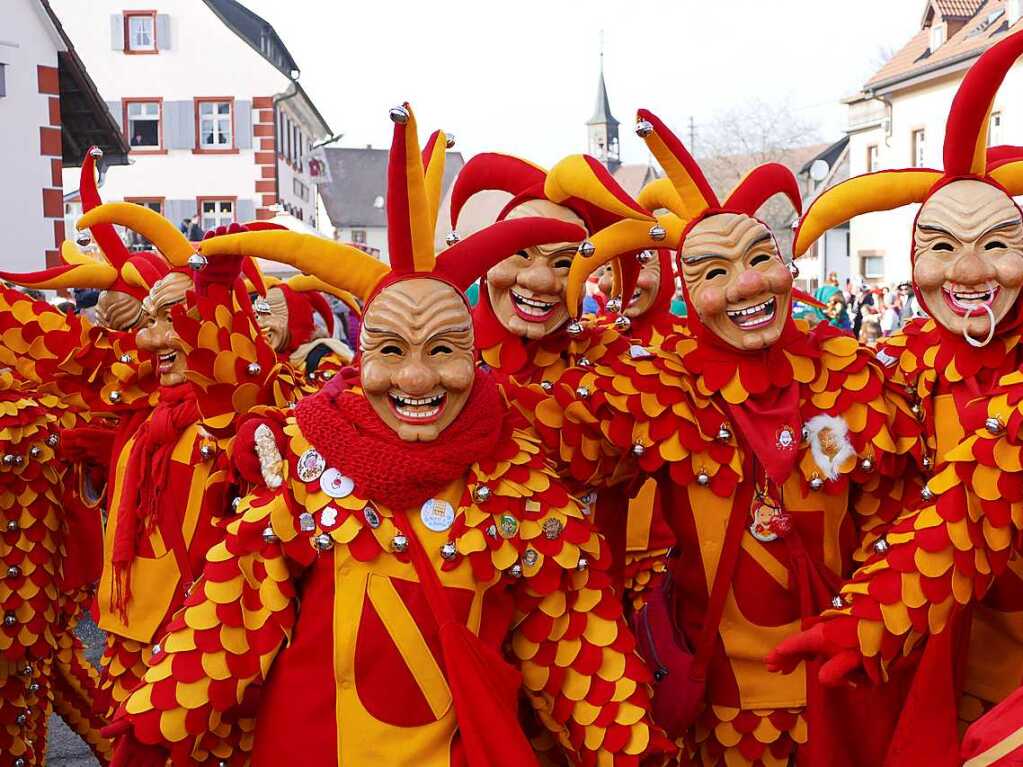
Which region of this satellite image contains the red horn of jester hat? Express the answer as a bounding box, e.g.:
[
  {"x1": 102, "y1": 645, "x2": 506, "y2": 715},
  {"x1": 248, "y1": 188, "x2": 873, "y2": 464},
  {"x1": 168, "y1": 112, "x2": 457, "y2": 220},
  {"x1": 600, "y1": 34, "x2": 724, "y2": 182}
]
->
[
  {"x1": 198, "y1": 103, "x2": 586, "y2": 320},
  {"x1": 0, "y1": 149, "x2": 169, "y2": 297},
  {"x1": 795, "y1": 28, "x2": 1023, "y2": 338}
]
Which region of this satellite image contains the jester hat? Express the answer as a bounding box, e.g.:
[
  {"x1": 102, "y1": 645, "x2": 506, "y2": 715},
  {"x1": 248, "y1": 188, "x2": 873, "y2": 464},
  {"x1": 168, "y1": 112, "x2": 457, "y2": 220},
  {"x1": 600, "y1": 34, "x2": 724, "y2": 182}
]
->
[
  {"x1": 794, "y1": 28, "x2": 1023, "y2": 320},
  {"x1": 196, "y1": 104, "x2": 586, "y2": 315},
  {"x1": 0, "y1": 148, "x2": 169, "y2": 297},
  {"x1": 563, "y1": 109, "x2": 803, "y2": 320}
]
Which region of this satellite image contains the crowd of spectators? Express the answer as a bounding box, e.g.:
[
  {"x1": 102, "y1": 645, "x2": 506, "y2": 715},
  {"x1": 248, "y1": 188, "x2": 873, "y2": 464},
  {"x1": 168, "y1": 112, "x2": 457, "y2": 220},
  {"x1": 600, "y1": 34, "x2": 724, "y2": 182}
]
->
[{"x1": 811, "y1": 272, "x2": 926, "y2": 347}]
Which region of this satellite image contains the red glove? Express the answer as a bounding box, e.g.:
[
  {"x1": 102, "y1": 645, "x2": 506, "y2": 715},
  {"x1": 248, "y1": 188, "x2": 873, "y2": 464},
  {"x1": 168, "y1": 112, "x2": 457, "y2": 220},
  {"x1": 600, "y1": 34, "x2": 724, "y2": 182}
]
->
[
  {"x1": 102, "y1": 719, "x2": 169, "y2": 767},
  {"x1": 766, "y1": 616, "x2": 879, "y2": 687},
  {"x1": 194, "y1": 223, "x2": 249, "y2": 294}
]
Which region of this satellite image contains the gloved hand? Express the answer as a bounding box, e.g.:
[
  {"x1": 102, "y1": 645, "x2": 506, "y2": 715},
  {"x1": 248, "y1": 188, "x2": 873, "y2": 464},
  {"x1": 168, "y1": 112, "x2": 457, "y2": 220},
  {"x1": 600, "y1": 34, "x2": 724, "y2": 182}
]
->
[
  {"x1": 193, "y1": 222, "x2": 250, "y2": 294},
  {"x1": 766, "y1": 616, "x2": 879, "y2": 686},
  {"x1": 102, "y1": 718, "x2": 170, "y2": 767}
]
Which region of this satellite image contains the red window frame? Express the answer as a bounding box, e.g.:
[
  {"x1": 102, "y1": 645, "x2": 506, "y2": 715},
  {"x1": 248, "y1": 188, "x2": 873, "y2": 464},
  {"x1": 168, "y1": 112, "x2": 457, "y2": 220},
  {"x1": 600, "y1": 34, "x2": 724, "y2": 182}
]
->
[
  {"x1": 193, "y1": 97, "x2": 239, "y2": 154},
  {"x1": 122, "y1": 97, "x2": 165, "y2": 154},
  {"x1": 196, "y1": 196, "x2": 238, "y2": 232},
  {"x1": 123, "y1": 10, "x2": 158, "y2": 55}
]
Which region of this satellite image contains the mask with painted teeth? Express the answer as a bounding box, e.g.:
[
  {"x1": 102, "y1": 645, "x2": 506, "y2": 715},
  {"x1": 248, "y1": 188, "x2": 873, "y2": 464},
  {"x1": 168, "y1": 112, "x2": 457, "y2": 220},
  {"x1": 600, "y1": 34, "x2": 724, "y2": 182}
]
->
[
  {"x1": 913, "y1": 179, "x2": 1023, "y2": 341},
  {"x1": 361, "y1": 278, "x2": 476, "y2": 442},
  {"x1": 136, "y1": 272, "x2": 191, "y2": 386},
  {"x1": 681, "y1": 213, "x2": 792, "y2": 350}
]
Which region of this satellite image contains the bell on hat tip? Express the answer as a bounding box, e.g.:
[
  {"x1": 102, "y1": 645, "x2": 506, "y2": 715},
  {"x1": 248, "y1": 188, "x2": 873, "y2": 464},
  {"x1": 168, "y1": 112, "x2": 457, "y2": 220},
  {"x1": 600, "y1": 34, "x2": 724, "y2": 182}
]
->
[
  {"x1": 187, "y1": 254, "x2": 208, "y2": 271},
  {"x1": 606, "y1": 297, "x2": 622, "y2": 313},
  {"x1": 649, "y1": 225, "x2": 666, "y2": 241},
  {"x1": 445, "y1": 231, "x2": 460, "y2": 246},
  {"x1": 75, "y1": 232, "x2": 92, "y2": 247},
  {"x1": 566, "y1": 321, "x2": 584, "y2": 336},
  {"x1": 389, "y1": 105, "x2": 410, "y2": 124},
  {"x1": 578, "y1": 241, "x2": 596, "y2": 257},
  {"x1": 88, "y1": 146, "x2": 104, "y2": 159},
  {"x1": 636, "y1": 250, "x2": 654, "y2": 264},
  {"x1": 614, "y1": 314, "x2": 631, "y2": 331},
  {"x1": 445, "y1": 134, "x2": 456, "y2": 148},
  {"x1": 635, "y1": 119, "x2": 654, "y2": 137}
]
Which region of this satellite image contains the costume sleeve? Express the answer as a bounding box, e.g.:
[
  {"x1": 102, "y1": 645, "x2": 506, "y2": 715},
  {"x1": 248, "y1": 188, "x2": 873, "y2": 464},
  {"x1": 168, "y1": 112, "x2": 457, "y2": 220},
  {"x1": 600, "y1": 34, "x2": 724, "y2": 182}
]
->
[
  {"x1": 117, "y1": 481, "x2": 313, "y2": 760},
  {"x1": 172, "y1": 284, "x2": 303, "y2": 434},
  {"x1": 830, "y1": 393, "x2": 1022, "y2": 675},
  {"x1": 504, "y1": 468, "x2": 674, "y2": 765},
  {"x1": 0, "y1": 286, "x2": 151, "y2": 413}
]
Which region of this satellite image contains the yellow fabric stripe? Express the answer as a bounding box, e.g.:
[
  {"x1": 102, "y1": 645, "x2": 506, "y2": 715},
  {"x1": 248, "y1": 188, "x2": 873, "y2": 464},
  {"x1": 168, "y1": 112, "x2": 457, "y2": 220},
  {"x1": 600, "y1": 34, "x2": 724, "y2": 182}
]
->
[
  {"x1": 972, "y1": 110, "x2": 992, "y2": 177},
  {"x1": 423, "y1": 131, "x2": 447, "y2": 236},
  {"x1": 740, "y1": 537, "x2": 790, "y2": 590},
  {"x1": 367, "y1": 576, "x2": 452, "y2": 719},
  {"x1": 402, "y1": 109, "x2": 436, "y2": 273},
  {"x1": 625, "y1": 479, "x2": 657, "y2": 552},
  {"x1": 643, "y1": 130, "x2": 712, "y2": 219},
  {"x1": 964, "y1": 724, "x2": 1023, "y2": 767}
]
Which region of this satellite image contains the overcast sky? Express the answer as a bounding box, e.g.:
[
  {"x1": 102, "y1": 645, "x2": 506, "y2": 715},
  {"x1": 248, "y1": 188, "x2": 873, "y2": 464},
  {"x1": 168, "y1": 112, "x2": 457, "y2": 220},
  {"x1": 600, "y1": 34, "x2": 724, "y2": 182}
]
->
[{"x1": 241, "y1": 0, "x2": 923, "y2": 166}]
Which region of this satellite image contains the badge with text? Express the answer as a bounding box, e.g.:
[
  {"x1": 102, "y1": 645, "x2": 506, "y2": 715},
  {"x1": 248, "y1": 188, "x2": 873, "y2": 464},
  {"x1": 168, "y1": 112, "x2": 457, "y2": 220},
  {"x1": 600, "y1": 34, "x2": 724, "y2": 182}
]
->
[
  {"x1": 420, "y1": 498, "x2": 455, "y2": 532},
  {"x1": 320, "y1": 468, "x2": 354, "y2": 499}
]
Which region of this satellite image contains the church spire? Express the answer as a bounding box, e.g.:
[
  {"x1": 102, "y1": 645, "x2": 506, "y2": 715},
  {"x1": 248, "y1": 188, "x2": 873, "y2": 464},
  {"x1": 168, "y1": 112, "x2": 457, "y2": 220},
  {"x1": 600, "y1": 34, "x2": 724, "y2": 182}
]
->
[{"x1": 587, "y1": 41, "x2": 621, "y2": 172}]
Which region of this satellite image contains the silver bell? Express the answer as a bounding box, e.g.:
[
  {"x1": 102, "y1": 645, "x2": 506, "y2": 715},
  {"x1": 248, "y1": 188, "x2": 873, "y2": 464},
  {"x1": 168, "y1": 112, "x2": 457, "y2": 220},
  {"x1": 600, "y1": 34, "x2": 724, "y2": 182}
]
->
[
  {"x1": 6, "y1": 566, "x2": 19, "y2": 578},
  {"x1": 4, "y1": 613, "x2": 17, "y2": 626},
  {"x1": 986, "y1": 417, "x2": 1004, "y2": 435},
  {"x1": 649, "y1": 225, "x2": 666, "y2": 241},
  {"x1": 445, "y1": 231, "x2": 460, "y2": 246},
  {"x1": 440, "y1": 542, "x2": 458, "y2": 560},
  {"x1": 508, "y1": 563, "x2": 523, "y2": 578},
  {"x1": 717, "y1": 425, "x2": 731, "y2": 441},
  {"x1": 636, "y1": 250, "x2": 655, "y2": 265},
  {"x1": 16, "y1": 711, "x2": 28, "y2": 725},
  {"x1": 578, "y1": 357, "x2": 592, "y2": 368},
  {"x1": 13, "y1": 759, "x2": 25, "y2": 767},
  {"x1": 20, "y1": 663, "x2": 31, "y2": 675},
  {"x1": 391, "y1": 534, "x2": 409, "y2": 553},
  {"x1": 313, "y1": 533, "x2": 334, "y2": 551},
  {"x1": 11, "y1": 455, "x2": 22, "y2": 466},
  {"x1": 262, "y1": 527, "x2": 278, "y2": 544},
  {"x1": 88, "y1": 146, "x2": 104, "y2": 159},
  {"x1": 199, "y1": 444, "x2": 214, "y2": 460},
  {"x1": 540, "y1": 380, "x2": 553, "y2": 392},
  {"x1": 606, "y1": 297, "x2": 623, "y2": 314},
  {"x1": 635, "y1": 119, "x2": 654, "y2": 137},
  {"x1": 119, "y1": 353, "x2": 133, "y2": 364},
  {"x1": 576, "y1": 557, "x2": 589, "y2": 571},
  {"x1": 473, "y1": 485, "x2": 491, "y2": 503},
  {"x1": 578, "y1": 241, "x2": 596, "y2": 257},
  {"x1": 247, "y1": 362, "x2": 262, "y2": 376},
  {"x1": 109, "y1": 390, "x2": 122, "y2": 403},
  {"x1": 860, "y1": 458, "x2": 874, "y2": 472},
  {"x1": 575, "y1": 386, "x2": 590, "y2": 399},
  {"x1": 921, "y1": 485, "x2": 934, "y2": 501},
  {"x1": 444, "y1": 134, "x2": 456, "y2": 148},
  {"x1": 187, "y1": 253, "x2": 208, "y2": 271},
  {"x1": 6, "y1": 521, "x2": 18, "y2": 533},
  {"x1": 29, "y1": 447, "x2": 40, "y2": 459},
  {"x1": 614, "y1": 314, "x2": 632, "y2": 332},
  {"x1": 232, "y1": 496, "x2": 242, "y2": 511},
  {"x1": 389, "y1": 105, "x2": 410, "y2": 124},
  {"x1": 27, "y1": 682, "x2": 39, "y2": 694},
  {"x1": 809, "y1": 475, "x2": 824, "y2": 491},
  {"x1": 922, "y1": 454, "x2": 933, "y2": 471},
  {"x1": 632, "y1": 443, "x2": 645, "y2": 456},
  {"x1": 75, "y1": 232, "x2": 92, "y2": 247},
  {"x1": 46, "y1": 434, "x2": 59, "y2": 447},
  {"x1": 873, "y1": 537, "x2": 890, "y2": 555},
  {"x1": 566, "y1": 321, "x2": 584, "y2": 336},
  {"x1": 2, "y1": 455, "x2": 14, "y2": 466},
  {"x1": 831, "y1": 596, "x2": 845, "y2": 609},
  {"x1": 696, "y1": 471, "x2": 710, "y2": 486}
]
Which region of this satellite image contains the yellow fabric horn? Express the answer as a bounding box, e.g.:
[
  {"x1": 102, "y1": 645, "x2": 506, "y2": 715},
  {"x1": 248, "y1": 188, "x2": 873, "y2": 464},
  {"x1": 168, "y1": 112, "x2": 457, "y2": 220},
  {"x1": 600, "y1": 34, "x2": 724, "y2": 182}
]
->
[
  {"x1": 77, "y1": 202, "x2": 194, "y2": 267},
  {"x1": 637, "y1": 177, "x2": 689, "y2": 220},
  {"x1": 990, "y1": 160, "x2": 1023, "y2": 196},
  {"x1": 286, "y1": 274, "x2": 362, "y2": 315},
  {"x1": 423, "y1": 130, "x2": 448, "y2": 236},
  {"x1": 198, "y1": 230, "x2": 389, "y2": 302},
  {"x1": 544, "y1": 155, "x2": 654, "y2": 222},
  {"x1": 793, "y1": 170, "x2": 942, "y2": 258}
]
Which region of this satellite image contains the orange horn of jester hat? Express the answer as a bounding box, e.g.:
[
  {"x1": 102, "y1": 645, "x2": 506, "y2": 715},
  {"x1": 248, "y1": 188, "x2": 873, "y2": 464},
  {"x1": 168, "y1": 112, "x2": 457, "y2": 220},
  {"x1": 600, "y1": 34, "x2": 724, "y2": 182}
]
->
[
  {"x1": 795, "y1": 28, "x2": 1023, "y2": 340},
  {"x1": 0, "y1": 148, "x2": 168, "y2": 297},
  {"x1": 197, "y1": 104, "x2": 583, "y2": 767}
]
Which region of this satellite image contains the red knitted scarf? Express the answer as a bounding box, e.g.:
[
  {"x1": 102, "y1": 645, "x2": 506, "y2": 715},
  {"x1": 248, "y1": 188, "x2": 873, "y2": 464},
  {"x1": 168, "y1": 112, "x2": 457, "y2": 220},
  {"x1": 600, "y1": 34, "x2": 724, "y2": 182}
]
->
[
  {"x1": 295, "y1": 372, "x2": 504, "y2": 510},
  {"x1": 111, "y1": 383, "x2": 198, "y2": 619}
]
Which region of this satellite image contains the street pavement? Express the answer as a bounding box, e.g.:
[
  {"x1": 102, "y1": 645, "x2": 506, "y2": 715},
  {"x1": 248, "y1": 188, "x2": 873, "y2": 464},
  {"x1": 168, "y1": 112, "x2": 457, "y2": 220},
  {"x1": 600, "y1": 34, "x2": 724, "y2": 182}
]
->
[{"x1": 46, "y1": 616, "x2": 103, "y2": 766}]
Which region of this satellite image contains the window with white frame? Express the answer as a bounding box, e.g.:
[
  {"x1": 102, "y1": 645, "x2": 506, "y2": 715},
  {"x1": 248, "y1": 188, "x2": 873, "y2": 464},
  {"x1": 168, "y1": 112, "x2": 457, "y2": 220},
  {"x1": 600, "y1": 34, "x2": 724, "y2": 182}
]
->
[
  {"x1": 199, "y1": 200, "x2": 234, "y2": 231},
  {"x1": 126, "y1": 100, "x2": 160, "y2": 148},
  {"x1": 990, "y1": 112, "x2": 1003, "y2": 145},
  {"x1": 866, "y1": 144, "x2": 879, "y2": 173},
  {"x1": 351, "y1": 229, "x2": 367, "y2": 244},
  {"x1": 861, "y1": 253, "x2": 884, "y2": 280},
  {"x1": 929, "y1": 23, "x2": 945, "y2": 52},
  {"x1": 126, "y1": 13, "x2": 156, "y2": 52},
  {"x1": 198, "y1": 101, "x2": 233, "y2": 149},
  {"x1": 912, "y1": 129, "x2": 926, "y2": 167},
  {"x1": 293, "y1": 178, "x2": 308, "y2": 202}
]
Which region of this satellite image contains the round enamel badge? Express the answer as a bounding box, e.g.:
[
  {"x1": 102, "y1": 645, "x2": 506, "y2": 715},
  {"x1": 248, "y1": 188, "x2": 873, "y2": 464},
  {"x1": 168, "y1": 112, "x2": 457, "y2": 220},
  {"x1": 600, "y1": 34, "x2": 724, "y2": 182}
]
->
[
  {"x1": 296, "y1": 449, "x2": 326, "y2": 483},
  {"x1": 420, "y1": 498, "x2": 455, "y2": 532},
  {"x1": 320, "y1": 468, "x2": 354, "y2": 499}
]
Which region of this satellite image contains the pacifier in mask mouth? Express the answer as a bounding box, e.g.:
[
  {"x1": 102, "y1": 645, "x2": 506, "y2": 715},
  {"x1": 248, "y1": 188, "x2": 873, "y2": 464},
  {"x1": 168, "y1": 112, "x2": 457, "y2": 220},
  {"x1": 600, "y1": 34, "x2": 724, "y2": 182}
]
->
[{"x1": 961, "y1": 298, "x2": 997, "y2": 348}]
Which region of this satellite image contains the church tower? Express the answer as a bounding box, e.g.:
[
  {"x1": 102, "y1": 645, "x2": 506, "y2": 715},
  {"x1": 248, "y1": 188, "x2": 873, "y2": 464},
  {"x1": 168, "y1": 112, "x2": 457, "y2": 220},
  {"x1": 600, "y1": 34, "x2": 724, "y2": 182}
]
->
[{"x1": 587, "y1": 51, "x2": 620, "y2": 173}]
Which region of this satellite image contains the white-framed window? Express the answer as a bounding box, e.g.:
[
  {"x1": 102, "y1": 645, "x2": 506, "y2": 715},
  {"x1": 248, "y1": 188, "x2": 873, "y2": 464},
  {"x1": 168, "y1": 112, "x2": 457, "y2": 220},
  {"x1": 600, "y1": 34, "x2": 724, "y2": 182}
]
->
[
  {"x1": 912, "y1": 129, "x2": 926, "y2": 167},
  {"x1": 126, "y1": 100, "x2": 161, "y2": 148},
  {"x1": 293, "y1": 178, "x2": 308, "y2": 202},
  {"x1": 198, "y1": 100, "x2": 233, "y2": 149},
  {"x1": 866, "y1": 144, "x2": 879, "y2": 173},
  {"x1": 861, "y1": 253, "x2": 884, "y2": 280},
  {"x1": 351, "y1": 229, "x2": 367, "y2": 244},
  {"x1": 990, "y1": 111, "x2": 1003, "y2": 145},
  {"x1": 125, "y1": 13, "x2": 156, "y2": 52},
  {"x1": 199, "y1": 199, "x2": 234, "y2": 231},
  {"x1": 929, "y1": 23, "x2": 945, "y2": 52}
]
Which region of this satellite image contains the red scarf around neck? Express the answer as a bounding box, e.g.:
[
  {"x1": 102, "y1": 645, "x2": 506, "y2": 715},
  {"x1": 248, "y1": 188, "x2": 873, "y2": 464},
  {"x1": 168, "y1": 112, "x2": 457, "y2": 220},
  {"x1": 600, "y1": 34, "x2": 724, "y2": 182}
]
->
[
  {"x1": 111, "y1": 383, "x2": 199, "y2": 619},
  {"x1": 296, "y1": 371, "x2": 505, "y2": 510}
]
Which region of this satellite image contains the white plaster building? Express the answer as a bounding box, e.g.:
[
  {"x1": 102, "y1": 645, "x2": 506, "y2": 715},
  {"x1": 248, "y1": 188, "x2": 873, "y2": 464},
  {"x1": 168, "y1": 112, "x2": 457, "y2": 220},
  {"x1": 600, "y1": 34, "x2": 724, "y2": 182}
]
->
[
  {"x1": 0, "y1": 0, "x2": 128, "y2": 272},
  {"x1": 844, "y1": 0, "x2": 1023, "y2": 285},
  {"x1": 50, "y1": 0, "x2": 332, "y2": 243}
]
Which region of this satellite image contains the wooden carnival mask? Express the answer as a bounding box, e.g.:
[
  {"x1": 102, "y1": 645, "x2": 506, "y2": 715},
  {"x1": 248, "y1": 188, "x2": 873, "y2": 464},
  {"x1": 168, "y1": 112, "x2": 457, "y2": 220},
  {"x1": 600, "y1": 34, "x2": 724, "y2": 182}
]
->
[
  {"x1": 485, "y1": 200, "x2": 584, "y2": 340},
  {"x1": 597, "y1": 253, "x2": 662, "y2": 318},
  {"x1": 681, "y1": 213, "x2": 793, "y2": 350},
  {"x1": 913, "y1": 179, "x2": 1023, "y2": 342},
  {"x1": 360, "y1": 279, "x2": 476, "y2": 443},
  {"x1": 96, "y1": 289, "x2": 146, "y2": 331},
  {"x1": 137, "y1": 272, "x2": 191, "y2": 386},
  {"x1": 254, "y1": 286, "x2": 291, "y2": 352}
]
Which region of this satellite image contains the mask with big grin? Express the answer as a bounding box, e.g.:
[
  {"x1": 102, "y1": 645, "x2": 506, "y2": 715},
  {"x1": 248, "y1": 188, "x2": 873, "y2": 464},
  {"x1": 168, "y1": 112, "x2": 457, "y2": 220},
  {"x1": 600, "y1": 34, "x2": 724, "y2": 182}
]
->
[
  {"x1": 913, "y1": 179, "x2": 1023, "y2": 341},
  {"x1": 136, "y1": 272, "x2": 192, "y2": 386},
  {"x1": 360, "y1": 278, "x2": 476, "y2": 442},
  {"x1": 681, "y1": 213, "x2": 793, "y2": 350}
]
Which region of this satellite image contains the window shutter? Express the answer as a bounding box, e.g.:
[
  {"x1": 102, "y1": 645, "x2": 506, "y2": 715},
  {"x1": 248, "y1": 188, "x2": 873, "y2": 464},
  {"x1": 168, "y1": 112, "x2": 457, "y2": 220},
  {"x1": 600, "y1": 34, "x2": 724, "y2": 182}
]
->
[
  {"x1": 236, "y1": 199, "x2": 256, "y2": 224},
  {"x1": 163, "y1": 101, "x2": 194, "y2": 150},
  {"x1": 106, "y1": 101, "x2": 123, "y2": 131},
  {"x1": 110, "y1": 15, "x2": 124, "y2": 50},
  {"x1": 235, "y1": 100, "x2": 252, "y2": 149},
  {"x1": 156, "y1": 15, "x2": 171, "y2": 50},
  {"x1": 164, "y1": 200, "x2": 197, "y2": 230}
]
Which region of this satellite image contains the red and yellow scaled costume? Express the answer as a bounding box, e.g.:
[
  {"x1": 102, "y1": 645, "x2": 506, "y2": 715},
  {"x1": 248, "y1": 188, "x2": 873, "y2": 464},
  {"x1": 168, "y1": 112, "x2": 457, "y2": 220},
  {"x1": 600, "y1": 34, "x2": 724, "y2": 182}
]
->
[
  {"x1": 771, "y1": 29, "x2": 1023, "y2": 767},
  {"x1": 105, "y1": 103, "x2": 672, "y2": 767},
  {"x1": 518, "y1": 110, "x2": 918, "y2": 766}
]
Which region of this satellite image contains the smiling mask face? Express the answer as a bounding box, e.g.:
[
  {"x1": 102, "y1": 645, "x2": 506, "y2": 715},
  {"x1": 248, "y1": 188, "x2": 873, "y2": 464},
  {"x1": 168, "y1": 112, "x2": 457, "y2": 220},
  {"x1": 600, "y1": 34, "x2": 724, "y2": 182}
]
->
[
  {"x1": 680, "y1": 213, "x2": 793, "y2": 350},
  {"x1": 913, "y1": 179, "x2": 1023, "y2": 340},
  {"x1": 136, "y1": 272, "x2": 192, "y2": 386},
  {"x1": 485, "y1": 200, "x2": 585, "y2": 340},
  {"x1": 360, "y1": 278, "x2": 476, "y2": 442}
]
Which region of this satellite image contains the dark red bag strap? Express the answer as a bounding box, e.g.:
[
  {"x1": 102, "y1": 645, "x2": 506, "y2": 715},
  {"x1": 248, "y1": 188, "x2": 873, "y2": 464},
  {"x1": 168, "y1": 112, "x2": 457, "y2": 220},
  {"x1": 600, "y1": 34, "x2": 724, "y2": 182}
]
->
[{"x1": 690, "y1": 480, "x2": 754, "y2": 680}]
